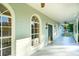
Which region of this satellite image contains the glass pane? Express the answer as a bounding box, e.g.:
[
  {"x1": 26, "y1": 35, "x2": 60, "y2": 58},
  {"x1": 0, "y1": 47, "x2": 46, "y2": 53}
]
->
[
  {"x1": 35, "y1": 29, "x2": 39, "y2": 33},
  {"x1": 2, "y1": 38, "x2": 11, "y2": 48},
  {"x1": 35, "y1": 34, "x2": 39, "y2": 38},
  {"x1": 0, "y1": 16, "x2": 1, "y2": 26},
  {"x1": 35, "y1": 18, "x2": 39, "y2": 22},
  {"x1": 8, "y1": 18, "x2": 11, "y2": 26},
  {"x1": 32, "y1": 35, "x2": 35, "y2": 39},
  {"x1": 32, "y1": 16, "x2": 39, "y2": 22},
  {"x1": 0, "y1": 16, "x2": 1, "y2": 37},
  {"x1": 32, "y1": 16, "x2": 36, "y2": 22},
  {"x1": 35, "y1": 23, "x2": 39, "y2": 29},
  {"x1": 0, "y1": 27, "x2": 1, "y2": 37},
  {"x1": 0, "y1": 4, "x2": 7, "y2": 13},
  {"x1": 0, "y1": 39, "x2": 1, "y2": 49},
  {"x1": 32, "y1": 29, "x2": 35, "y2": 34},
  {"x1": 0, "y1": 50, "x2": 1, "y2": 56},
  {"x1": 2, "y1": 27, "x2": 11, "y2": 36},
  {"x1": 3, "y1": 11, "x2": 11, "y2": 16},
  {"x1": 2, "y1": 16, "x2": 11, "y2": 26},
  {"x1": 2, "y1": 47, "x2": 11, "y2": 56},
  {"x1": 31, "y1": 24, "x2": 35, "y2": 29}
]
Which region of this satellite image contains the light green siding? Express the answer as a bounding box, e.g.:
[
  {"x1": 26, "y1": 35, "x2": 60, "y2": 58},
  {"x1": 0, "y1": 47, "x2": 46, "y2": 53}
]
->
[{"x1": 9, "y1": 3, "x2": 58, "y2": 40}]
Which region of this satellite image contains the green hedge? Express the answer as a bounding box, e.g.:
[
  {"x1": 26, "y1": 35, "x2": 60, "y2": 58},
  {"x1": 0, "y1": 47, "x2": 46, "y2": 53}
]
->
[{"x1": 67, "y1": 24, "x2": 73, "y2": 32}]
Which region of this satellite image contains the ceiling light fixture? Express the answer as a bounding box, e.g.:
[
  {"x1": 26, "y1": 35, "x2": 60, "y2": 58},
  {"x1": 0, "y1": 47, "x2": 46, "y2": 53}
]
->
[{"x1": 41, "y1": 3, "x2": 45, "y2": 8}]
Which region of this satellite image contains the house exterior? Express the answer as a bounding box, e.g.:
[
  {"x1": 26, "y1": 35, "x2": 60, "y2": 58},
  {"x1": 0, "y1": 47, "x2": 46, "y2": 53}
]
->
[{"x1": 0, "y1": 3, "x2": 79, "y2": 56}]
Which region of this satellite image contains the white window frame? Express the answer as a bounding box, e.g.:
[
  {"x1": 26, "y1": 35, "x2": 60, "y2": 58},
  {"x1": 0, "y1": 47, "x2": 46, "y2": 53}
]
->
[
  {"x1": 0, "y1": 4, "x2": 15, "y2": 56},
  {"x1": 30, "y1": 14, "x2": 42, "y2": 47}
]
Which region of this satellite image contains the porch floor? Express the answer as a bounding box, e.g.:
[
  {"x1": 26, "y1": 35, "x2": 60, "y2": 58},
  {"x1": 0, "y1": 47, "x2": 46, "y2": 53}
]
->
[
  {"x1": 31, "y1": 36, "x2": 79, "y2": 56},
  {"x1": 31, "y1": 45, "x2": 79, "y2": 56}
]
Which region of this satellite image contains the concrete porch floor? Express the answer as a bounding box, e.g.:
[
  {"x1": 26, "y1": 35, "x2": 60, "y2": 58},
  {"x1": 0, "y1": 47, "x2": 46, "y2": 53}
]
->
[
  {"x1": 31, "y1": 33, "x2": 78, "y2": 56},
  {"x1": 31, "y1": 45, "x2": 79, "y2": 56}
]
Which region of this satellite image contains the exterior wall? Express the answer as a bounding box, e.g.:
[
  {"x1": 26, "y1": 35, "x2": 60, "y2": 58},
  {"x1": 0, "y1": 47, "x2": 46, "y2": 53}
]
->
[{"x1": 9, "y1": 3, "x2": 58, "y2": 56}]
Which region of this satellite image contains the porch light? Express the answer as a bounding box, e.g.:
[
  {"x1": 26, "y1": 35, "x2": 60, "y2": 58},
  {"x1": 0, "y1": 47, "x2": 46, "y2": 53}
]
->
[{"x1": 41, "y1": 3, "x2": 45, "y2": 8}]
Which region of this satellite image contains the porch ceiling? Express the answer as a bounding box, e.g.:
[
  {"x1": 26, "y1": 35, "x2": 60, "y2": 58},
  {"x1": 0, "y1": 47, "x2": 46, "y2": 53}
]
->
[{"x1": 27, "y1": 3, "x2": 79, "y2": 23}]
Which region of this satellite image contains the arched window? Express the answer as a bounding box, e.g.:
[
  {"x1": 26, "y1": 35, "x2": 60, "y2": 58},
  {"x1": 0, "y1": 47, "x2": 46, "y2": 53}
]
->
[
  {"x1": 0, "y1": 4, "x2": 12, "y2": 56},
  {"x1": 31, "y1": 15, "x2": 40, "y2": 46}
]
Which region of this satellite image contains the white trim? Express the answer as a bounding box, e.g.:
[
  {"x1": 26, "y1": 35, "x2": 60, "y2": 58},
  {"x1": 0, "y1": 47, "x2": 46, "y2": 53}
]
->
[
  {"x1": 76, "y1": 18, "x2": 78, "y2": 43},
  {"x1": 1, "y1": 36, "x2": 11, "y2": 39},
  {"x1": 74, "y1": 17, "x2": 78, "y2": 43},
  {"x1": 16, "y1": 37, "x2": 32, "y2": 56},
  {"x1": 2, "y1": 4, "x2": 16, "y2": 56}
]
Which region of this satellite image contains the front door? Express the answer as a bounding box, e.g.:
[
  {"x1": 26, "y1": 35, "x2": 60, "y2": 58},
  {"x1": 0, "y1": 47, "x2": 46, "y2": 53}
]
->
[{"x1": 48, "y1": 24, "x2": 53, "y2": 44}]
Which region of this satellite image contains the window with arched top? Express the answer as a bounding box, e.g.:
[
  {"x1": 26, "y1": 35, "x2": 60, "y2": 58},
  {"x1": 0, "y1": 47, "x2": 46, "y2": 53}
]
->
[
  {"x1": 0, "y1": 4, "x2": 12, "y2": 56},
  {"x1": 31, "y1": 15, "x2": 40, "y2": 46}
]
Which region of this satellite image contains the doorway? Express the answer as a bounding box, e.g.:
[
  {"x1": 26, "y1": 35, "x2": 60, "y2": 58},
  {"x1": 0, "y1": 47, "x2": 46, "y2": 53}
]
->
[{"x1": 48, "y1": 24, "x2": 53, "y2": 44}]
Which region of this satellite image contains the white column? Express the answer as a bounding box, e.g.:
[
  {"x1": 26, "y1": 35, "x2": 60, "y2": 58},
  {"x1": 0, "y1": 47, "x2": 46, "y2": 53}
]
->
[
  {"x1": 76, "y1": 17, "x2": 78, "y2": 43},
  {"x1": 75, "y1": 17, "x2": 78, "y2": 43}
]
